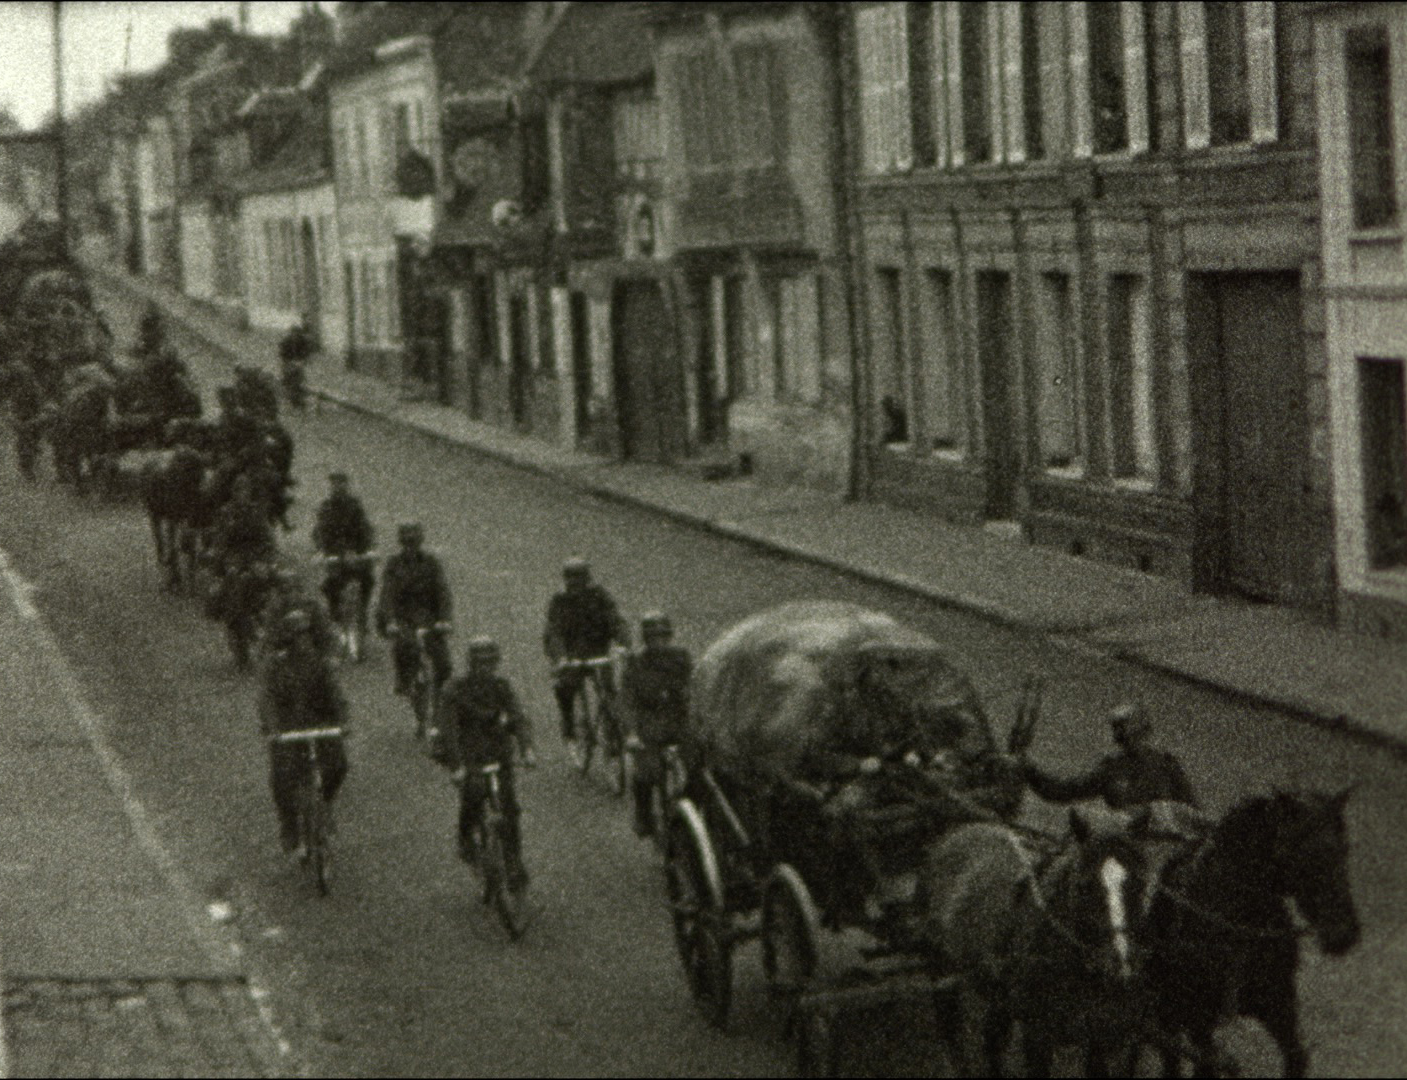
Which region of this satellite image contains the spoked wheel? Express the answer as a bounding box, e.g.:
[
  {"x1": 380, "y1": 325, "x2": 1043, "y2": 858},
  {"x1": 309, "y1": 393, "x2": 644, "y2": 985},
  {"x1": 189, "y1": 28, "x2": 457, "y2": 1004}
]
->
[
  {"x1": 607, "y1": 706, "x2": 629, "y2": 798},
  {"x1": 411, "y1": 669, "x2": 435, "y2": 741},
  {"x1": 574, "y1": 684, "x2": 600, "y2": 777},
  {"x1": 665, "y1": 801, "x2": 733, "y2": 1029},
  {"x1": 301, "y1": 784, "x2": 331, "y2": 896},
  {"x1": 336, "y1": 582, "x2": 364, "y2": 664},
  {"x1": 763, "y1": 864, "x2": 820, "y2": 1032},
  {"x1": 480, "y1": 816, "x2": 530, "y2": 941}
]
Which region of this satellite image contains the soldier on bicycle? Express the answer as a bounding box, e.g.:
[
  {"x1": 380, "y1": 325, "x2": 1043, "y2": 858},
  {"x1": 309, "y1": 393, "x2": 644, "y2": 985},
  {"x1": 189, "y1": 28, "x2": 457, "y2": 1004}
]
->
[
  {"x1": 440, "y1": 637, "x2": 536, "y2": 877},
  {"x1": 376, "y1": 522, "x2": 453, "y2": 696},
  {"x1": 620, "y1": 612, "x2": 692, "y2": 838},
  {"x1": 312, "y1": 472, "x2": 375, "y2": 635},
  {"x1": 542, "y1": 557, "x2": 630, "y2": 754},
  {"x1": 257, "y1": 609, "x2": 350, "y2": 859}
]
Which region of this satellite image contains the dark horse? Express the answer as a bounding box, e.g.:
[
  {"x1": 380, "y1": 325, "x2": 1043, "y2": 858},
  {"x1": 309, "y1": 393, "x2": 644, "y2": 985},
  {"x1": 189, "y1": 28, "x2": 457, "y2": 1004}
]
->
[
  {"x1": 916, "y1": 808, "x2": 1159, "y2": 1076},
  {"x1": 1144, "y1": 789, "x2": 1361, "y2": 1078}
]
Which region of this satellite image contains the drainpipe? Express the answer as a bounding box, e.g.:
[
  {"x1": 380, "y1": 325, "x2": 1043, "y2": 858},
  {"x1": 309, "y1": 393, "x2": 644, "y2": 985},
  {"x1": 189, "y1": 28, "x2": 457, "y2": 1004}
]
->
[{"x1": 826, "y1": 6, "x2": 871, "y2": 503}]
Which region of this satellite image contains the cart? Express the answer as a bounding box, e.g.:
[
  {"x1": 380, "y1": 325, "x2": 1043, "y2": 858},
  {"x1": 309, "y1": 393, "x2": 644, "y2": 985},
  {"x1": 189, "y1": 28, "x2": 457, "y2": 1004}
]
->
[{"x1": 664, "y1": 601, "x2": 1034, "y2": 1072}]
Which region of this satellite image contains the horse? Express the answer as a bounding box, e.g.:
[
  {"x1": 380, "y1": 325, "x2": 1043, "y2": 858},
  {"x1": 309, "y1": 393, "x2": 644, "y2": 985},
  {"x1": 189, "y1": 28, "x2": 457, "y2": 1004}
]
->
[
  {"x1": 46, "y1": 366, "x2": 116, "y2": 497},
  {"x1": 1143, "y1": 788, "x2": 1361, "y2": 1078},
  {"x1": 916, "y1": 807, "x2": 1160, "y2": 1076}
]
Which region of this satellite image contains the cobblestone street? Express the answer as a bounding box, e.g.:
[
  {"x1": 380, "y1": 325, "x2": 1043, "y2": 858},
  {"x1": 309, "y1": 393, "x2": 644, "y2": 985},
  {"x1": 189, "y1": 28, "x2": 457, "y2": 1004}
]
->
[{"x1": 3, "y1": 978, "x2": 283, "y2": 1078}]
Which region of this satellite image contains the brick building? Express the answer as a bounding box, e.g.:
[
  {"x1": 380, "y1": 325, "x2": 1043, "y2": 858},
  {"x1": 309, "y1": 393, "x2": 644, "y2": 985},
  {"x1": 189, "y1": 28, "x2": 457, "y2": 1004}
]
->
[{"x1": 848, "y1": 1, "x2": 1334, "y2": 615}]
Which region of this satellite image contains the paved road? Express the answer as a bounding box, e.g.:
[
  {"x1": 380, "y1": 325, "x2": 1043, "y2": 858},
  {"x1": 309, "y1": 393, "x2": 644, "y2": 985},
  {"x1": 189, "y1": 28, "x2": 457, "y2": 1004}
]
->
[{"x1": 2, "y1": 284, "x2": 1404, "y2": 1076}]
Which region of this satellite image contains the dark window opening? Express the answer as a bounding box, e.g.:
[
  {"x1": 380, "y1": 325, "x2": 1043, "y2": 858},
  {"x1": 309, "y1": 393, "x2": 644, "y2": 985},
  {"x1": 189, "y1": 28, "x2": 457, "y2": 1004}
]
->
[
  {"x1": 1346, "y1": 25, "x2": 1397, "y2": 230},
  {"x1": 959, "y1": 2, "x2": 991, "y2": 163},
  {"x1": 909, "y1": 2, "x2": 937, "y2": 168},
  {"x1": 1020, "y1": 2, "x2": 1044, "y2": 160},
  {"x1": 877, "y1": 268, "x2": 909, "y2": 445},
  {"x1": 1089, "y1": 3, "x2": 1128, "y2": 154},
  {"x1": 1360, "y1": 357, "x2": 1407, "y2": 569},
  {"x1": 1206, "y1": 2, "x2": 1251, "y2": 145}
]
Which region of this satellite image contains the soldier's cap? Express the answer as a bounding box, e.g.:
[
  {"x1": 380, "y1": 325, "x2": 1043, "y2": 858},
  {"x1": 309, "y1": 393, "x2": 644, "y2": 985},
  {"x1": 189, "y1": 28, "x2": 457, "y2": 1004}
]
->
[
  {"x1": 467, "y1": 636, "x2": 501, "y2": 661},
  {"x1": 282, "y1": 608, "x2": 313, "y2": 633},
  {"x1": 328, "y1": 470, "x2": 349, "y2": 484},
  {"x1": 641, "y1": 611, "x2": 672, "y2": 636},
  {"x1": 1110, "y1": 703, "x2": 1151, "y2": 740},
  {"x1": 562, "y1": 556, "x2": 590, "y2": 576},
  {"x1": 397, "y1": 521, "x2": 425, "y2": 539}
]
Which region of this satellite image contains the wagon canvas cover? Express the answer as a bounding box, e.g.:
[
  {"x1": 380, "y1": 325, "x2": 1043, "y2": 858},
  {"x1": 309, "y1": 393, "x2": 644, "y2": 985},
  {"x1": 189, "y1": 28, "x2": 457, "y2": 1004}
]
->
[{"x1": 690, "y1": 601, "x2": 995, "y2": 773}]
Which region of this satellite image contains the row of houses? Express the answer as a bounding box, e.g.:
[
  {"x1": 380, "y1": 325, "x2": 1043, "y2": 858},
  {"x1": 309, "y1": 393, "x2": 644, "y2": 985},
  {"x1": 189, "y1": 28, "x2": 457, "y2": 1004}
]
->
[{"x1": 90, "y1": 1, "x2": 1407, "y2": 642}]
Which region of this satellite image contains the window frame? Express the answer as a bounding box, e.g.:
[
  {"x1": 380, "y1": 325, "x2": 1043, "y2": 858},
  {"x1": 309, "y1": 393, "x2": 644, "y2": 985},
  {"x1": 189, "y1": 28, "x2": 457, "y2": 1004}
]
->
[
  {"x1": 916, "y1": 264, "x2": 967, "y2": 457},
  {"x1": 1104, "y1": 271, "x2": 1157, "y2": 488},
  {"x1": 1032, "y1": 266, "x2": 1086, "y2": 476},
  {"x1": 1178, "y1": 1, "x2": 1279, "y2": 151}
]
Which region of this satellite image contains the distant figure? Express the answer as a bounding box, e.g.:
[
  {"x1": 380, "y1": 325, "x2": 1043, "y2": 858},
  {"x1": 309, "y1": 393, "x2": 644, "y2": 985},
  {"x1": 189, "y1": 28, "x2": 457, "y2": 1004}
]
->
[{"x1": 1021, "y1": 704, "x2": 1198, "y2": 811}]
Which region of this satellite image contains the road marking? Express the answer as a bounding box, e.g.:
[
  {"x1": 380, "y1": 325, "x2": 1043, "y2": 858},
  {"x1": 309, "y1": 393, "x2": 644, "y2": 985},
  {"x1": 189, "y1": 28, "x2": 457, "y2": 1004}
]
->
[{"x1": 0, "y1": 544, "x2": 299, "y2": 1073}]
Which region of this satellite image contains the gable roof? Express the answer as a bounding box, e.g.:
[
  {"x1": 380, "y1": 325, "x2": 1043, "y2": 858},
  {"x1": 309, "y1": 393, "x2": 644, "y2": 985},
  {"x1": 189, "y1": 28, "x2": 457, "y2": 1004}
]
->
[{"x1": 527, "y1": 3, "x2": 654, "y2": 88}]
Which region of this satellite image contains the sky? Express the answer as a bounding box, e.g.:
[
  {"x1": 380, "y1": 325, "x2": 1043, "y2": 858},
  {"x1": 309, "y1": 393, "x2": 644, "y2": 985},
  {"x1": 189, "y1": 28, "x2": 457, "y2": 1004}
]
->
[{"x1": 0, "y1": 2, "x2": 324, "y2": 130}]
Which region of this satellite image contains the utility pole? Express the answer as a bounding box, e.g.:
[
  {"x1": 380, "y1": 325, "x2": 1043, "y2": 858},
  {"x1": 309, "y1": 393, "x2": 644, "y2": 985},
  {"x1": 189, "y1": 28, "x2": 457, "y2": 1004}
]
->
[{"x1": 52, "y1": 0, "x2": 69, "y2": 258}]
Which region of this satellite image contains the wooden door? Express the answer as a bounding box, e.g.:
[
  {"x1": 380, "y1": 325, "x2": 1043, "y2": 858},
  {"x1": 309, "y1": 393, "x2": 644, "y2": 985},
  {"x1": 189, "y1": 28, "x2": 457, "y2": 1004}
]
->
[
  {"x1": 612, "y1": 279, "x2": 683, "y2": 463},
  {"x1": 1191, "y1": 273, "x2": 1306, "y2": 603}
]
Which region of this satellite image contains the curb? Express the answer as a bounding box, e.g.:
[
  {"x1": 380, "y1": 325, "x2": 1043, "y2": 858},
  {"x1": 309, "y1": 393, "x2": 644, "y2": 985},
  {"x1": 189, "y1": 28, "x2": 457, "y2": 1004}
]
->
[{"x1": 94, "y1": 267, "x2": 1407, "y2": 762}]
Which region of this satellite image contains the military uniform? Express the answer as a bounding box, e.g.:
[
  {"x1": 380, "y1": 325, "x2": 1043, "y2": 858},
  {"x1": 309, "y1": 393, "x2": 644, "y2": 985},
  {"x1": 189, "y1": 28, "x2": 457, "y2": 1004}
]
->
[
  {"x1": 377, "y1": 548, "x2": 453, "y2": 689},
  {"x1": 258, "y1": 644, "x2": 349, "y2": 853},
  {"x1": 1024, "y1": 746, "x2": 1197, "y2": 810},
  {"x1": 440, "y1": 671, "x2": 533, "y2": 864},
  {"x1": 543, "y1": 584, "x2": 629, "y2": 739},
  {"x1": 3, "y1": 360, "x2": 45, "y2": 480},
  {"x1": 621, "y1": 643, "x2": 693, "y2": 834},
  {"x1": 312, "y1": 492, "x2": 375, "y2": 626}
]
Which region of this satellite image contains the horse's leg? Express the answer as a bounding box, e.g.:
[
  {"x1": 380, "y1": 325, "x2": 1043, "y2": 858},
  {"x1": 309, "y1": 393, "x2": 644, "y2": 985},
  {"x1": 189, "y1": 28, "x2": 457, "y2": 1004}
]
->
[{"x1": 979, "y1": 1001, "x2": 1010, "y2": 1078}]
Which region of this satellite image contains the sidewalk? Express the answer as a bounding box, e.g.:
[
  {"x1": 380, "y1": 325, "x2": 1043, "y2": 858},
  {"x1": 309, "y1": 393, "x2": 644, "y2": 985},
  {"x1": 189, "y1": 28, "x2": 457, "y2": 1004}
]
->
[
  {"x1": 0, "y1": 550, "x2": 289, "y2": 1077},
  {"x1": 94, "y1": 262, "x2": 1407, "y2": 758}
]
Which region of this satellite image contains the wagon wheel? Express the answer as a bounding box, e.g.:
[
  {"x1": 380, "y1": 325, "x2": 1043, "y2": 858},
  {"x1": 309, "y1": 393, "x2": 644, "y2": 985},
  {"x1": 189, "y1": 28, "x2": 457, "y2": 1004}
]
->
[
  {"x1": 665, "y1": 799, "x2": 733, "y2": 1029},
  {"x1": 762, "y1": 863, "x2": 820, "y2": 1032},
  {"x1": 796, "y1": 1006, "x2": 838, "y2": 1079}
]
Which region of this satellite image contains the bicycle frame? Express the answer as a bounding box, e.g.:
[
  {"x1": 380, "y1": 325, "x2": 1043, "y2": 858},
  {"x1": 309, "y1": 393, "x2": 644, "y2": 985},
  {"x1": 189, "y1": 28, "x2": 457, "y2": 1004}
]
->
[
  {"x1": 556, "y1": 657, "x2": 624, "y2": 790},
  {"x1": 317, "y1": 552, "x2": 376, "y2": 663},
  {"x1": 463, "y1": 760, "x2": 530, "y2": 940},
  {"x1": 269, "y1": 726, "x2": 345, "y2": 895}
]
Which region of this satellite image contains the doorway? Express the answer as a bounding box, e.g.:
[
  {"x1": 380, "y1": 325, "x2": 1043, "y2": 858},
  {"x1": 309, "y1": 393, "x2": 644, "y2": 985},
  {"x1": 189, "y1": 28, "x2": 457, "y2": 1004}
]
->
[
  {"x1": 976, "y1": 271, "x2": 1019, "y2": 520},
  {"x1": 1188, "y1": 272, "x2": 1308, "y2": 604},
  {"x1": 611, "y1": 278, "x2": 684, "y2": 463}
]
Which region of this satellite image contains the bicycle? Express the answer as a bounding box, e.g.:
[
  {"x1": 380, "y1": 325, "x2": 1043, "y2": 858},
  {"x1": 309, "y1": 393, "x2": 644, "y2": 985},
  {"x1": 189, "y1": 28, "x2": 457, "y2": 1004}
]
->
[
  {"x1": 269, "y1": 726, "x2": 345, "y2": 896},
  {"x1": 626, "y1": 739, "x2": 689, "y2": 854},
  {"x1": 391, "y1": 622, "x2": 451, "y2": 742},
  {"x1": 454, "y1": 759, "x2": 535, "y2": 940},
  {"x1": 317, "y1": 552, "x2": 376, "y2": 664},
  {"x1": 557, "y1": 656, "x2": 626, "y2": 796}
]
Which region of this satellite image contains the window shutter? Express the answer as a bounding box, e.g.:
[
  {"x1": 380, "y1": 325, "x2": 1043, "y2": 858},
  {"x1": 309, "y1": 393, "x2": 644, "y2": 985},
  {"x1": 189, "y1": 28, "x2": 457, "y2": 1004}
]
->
[
  {"x1": 944, "y1": 2, "x2": 966, "y2": 166},
  {"x1": 931, "y1": 4, "x2": 949, "y2": 166},
  {"x1": 1002, "y1": 1, "x2": 1025, "y2": 163},
  {"x1": 983, "y1": 4, "x2": 1005, "y2": 163},
  {"x1": 1121, "y1": 1, "x2": 1149, "y2": 154},
  {"x1": 1246, "y1": 1, "x2": 1278, "y2": 144},
  {"x1": 891, "y1": 2, "x2": 914, "y2": 170},
  {"x1": 1068, "y1": 1, "x2": 1093, "y2": 157},
  {"x1": 1178, "y1": 2, "x2": 1211, "y2": 149},
  {"x1": 857, "y1": 6, "x2": 887, "y2": 172}
]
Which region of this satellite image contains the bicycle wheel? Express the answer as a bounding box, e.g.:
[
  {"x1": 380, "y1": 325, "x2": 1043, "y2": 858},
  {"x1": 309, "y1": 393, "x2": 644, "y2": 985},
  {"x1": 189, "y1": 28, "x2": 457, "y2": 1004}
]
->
[
  {"x1": 337, "y1": 581, "x2": 363, "y2": 663},
  {"x1": 302, "y1": 781, "x2": 331, "y2": 896},
  {"x1": 483, "y1": 816, "x2": 530, "y2": 940},
  {"x1": 575, "y1": 681, "x2": 599, "y2": 777},
  {"x1": 411, "y1": 666, "x2": 433, "y2": 739},
  {"x1": 605, "y1": 702, "x2": 629, "y2": 798}
]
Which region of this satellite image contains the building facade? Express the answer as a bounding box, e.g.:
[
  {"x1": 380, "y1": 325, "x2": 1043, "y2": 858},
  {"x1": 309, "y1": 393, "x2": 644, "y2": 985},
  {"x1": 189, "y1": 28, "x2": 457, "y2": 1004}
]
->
[
  {"x1": 849, "y1": 1, "x2": 1334, "y2": 615},
  {"x1": 137, "y1": 113, "x2": 181, "y2": 287},
  {"x1": 651, "y1": 2, "x2": 856, "y2": 491},
  {"x1": 328, "y1": 35, "x2": 441, "y2": 385},
  {"x1": 1313, "y1": 2, "x2": 1407, "y2": 638}
]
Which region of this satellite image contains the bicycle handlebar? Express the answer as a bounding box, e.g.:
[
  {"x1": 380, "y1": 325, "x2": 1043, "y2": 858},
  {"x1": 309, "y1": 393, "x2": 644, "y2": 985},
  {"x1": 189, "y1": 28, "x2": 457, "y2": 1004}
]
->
[
  {"x1": 317, "y1": 552, "x2": 378, "y2": 565},
  {"x1": 270, "y1": 727, "x2": 346, "y2": 744},
  {"x1": 555, "y1": 657, "x2": 613, "y2": 672}
]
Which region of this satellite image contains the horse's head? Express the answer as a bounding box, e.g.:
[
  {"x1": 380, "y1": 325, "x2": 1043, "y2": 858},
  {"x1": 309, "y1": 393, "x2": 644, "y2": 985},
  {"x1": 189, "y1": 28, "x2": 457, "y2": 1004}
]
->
[
  {"x1": 1268, "y1": 787, "x2": 1361, "y2": 956},
  {"x1": 1049, "y1": 806, "x2": 1156, "y2": 984}
]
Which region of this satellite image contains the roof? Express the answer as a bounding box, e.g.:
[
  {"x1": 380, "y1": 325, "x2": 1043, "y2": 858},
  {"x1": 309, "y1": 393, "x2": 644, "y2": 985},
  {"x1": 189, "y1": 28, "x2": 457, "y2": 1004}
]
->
[
  {"x1": 233, "y1": 106, "x2": 330, "y2": 196},
  {"x1": 527, "y1": 3, "x2": 654, "y2": 88},
  {"x1": 434, "y1": 4, "x2": 532, "y2": 98}
]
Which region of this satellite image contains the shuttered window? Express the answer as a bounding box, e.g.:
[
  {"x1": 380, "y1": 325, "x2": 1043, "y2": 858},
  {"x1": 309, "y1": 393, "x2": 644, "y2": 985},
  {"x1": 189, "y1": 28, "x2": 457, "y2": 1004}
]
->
[
  {"x1": 1068, "y1": 1, "x2": 1148, "y2": 156},
  {"x1": 1180, "y1": 2, "x2": 1278, "y2": 149},
  {"x1": 856, "y1": 4, "x2": 913, "y2": 173},
  {"x1": 736, "y1": 42, "x2": 788, "y2": 171}
]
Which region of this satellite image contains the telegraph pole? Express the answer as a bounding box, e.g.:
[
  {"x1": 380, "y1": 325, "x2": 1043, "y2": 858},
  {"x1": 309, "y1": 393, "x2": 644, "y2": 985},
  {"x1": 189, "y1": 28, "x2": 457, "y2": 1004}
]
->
[{"x1": 52, "y1": 0, "x2": 69, "y2": 257}]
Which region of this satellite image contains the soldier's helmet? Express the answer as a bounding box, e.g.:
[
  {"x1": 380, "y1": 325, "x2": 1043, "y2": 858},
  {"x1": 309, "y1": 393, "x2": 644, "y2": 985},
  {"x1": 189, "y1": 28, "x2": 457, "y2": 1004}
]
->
[
  {"x1": 1110, "y1": 703, "x2": 1151, "y2": 745},
  {"x1": 466, "y1": 636, "x2": 501, "y2": 666},
  {"x1": 562, "y1": 556, "x2": 590, "y2": 581},
  {"x1": 640, "y1": 611, "x2": 673, "y2": 643}
]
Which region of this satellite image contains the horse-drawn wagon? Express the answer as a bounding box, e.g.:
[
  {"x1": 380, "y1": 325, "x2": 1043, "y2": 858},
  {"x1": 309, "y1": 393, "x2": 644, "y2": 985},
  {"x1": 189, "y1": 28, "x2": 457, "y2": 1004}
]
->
[{"x1": 663, "y1": 601, "x2": 1034, "y2": 1066}]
